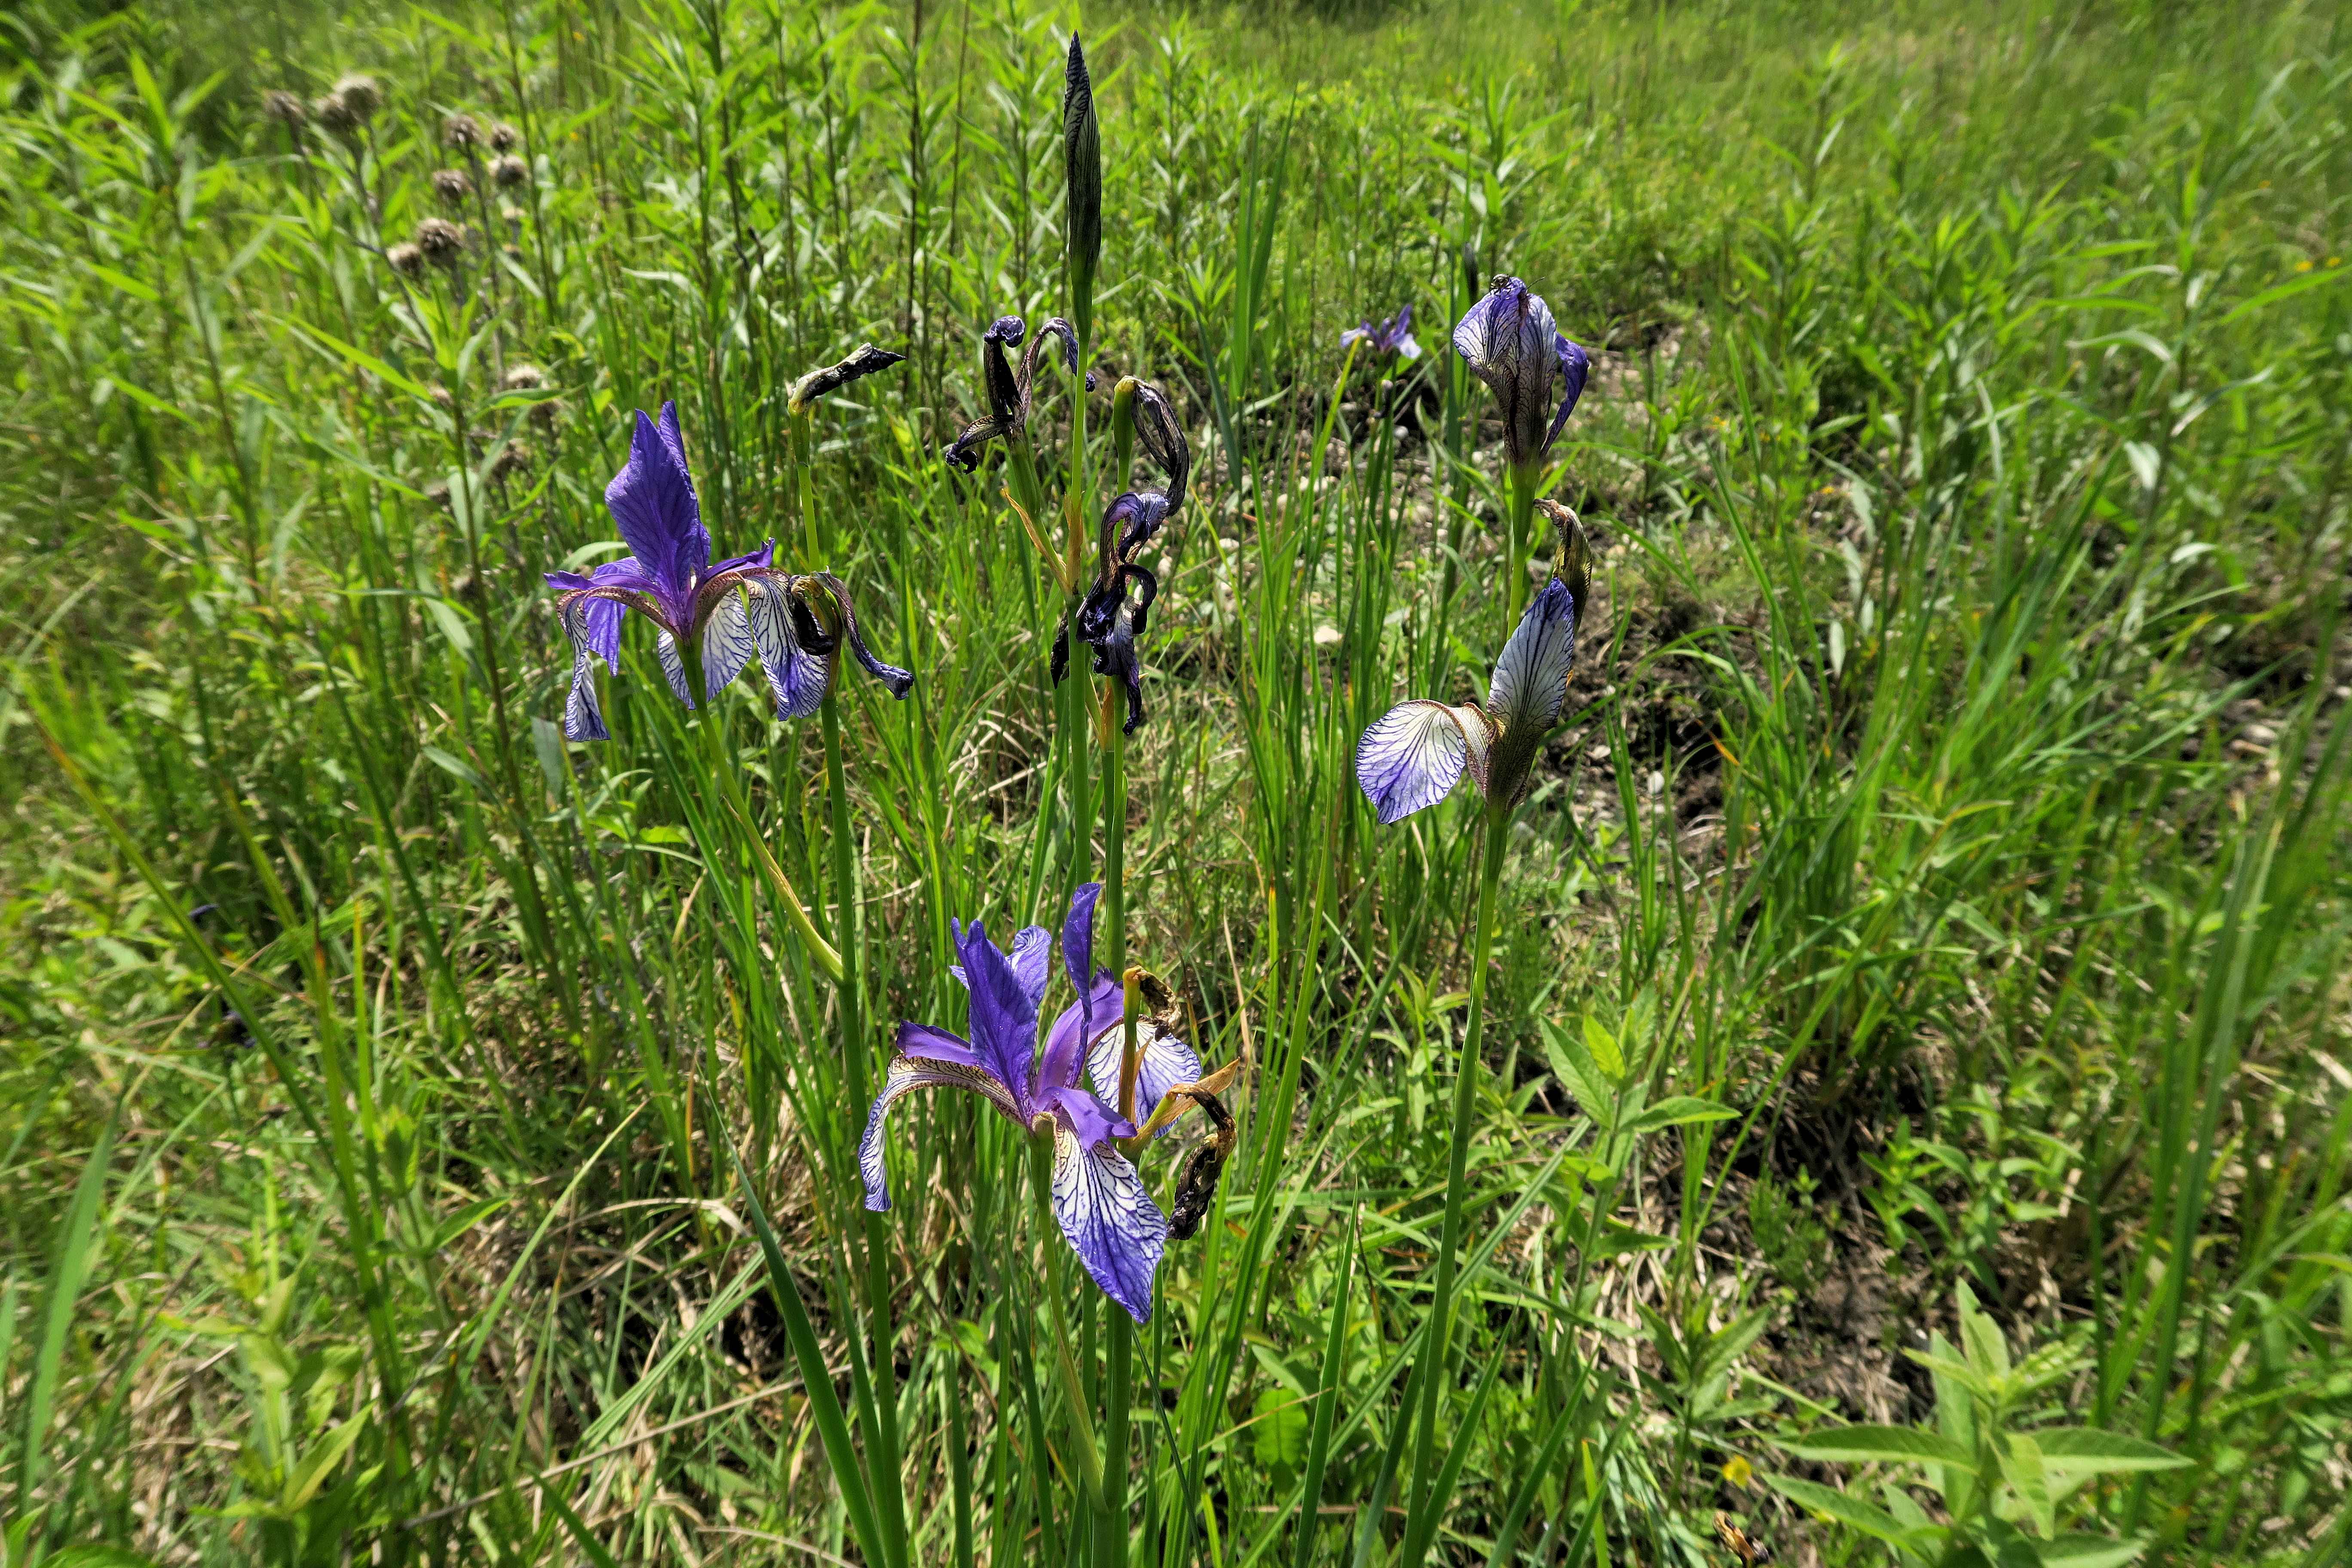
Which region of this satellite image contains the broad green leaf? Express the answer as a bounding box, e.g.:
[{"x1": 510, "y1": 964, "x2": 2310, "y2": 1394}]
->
[
  {"x1": 1622, "y1": 1096, "x2": 1736, "y2": 1134},
  {"x1": 1785, "y1": 1425, "x2": 1975, "y2": 1467},
  {"x1": 2031, "y1": 1428, "x2": 2190, "y2": 1473},
  {"x1": 1540, "y1": 1018, "x2": 1614, "y2": 1128},
  {"x1": 2000, "y1": 1432, "x2": 2054, "y2": 1539},
  {"x1": 2035, "y1": 1534, "x2": 2151, "y2": 1568},
  {"x1": 1251, "y1": 1387, "x2": 1310, "y2": 1470},
  {"x1": 1765, "y1": 1475, "x2": 1917, "y2": 1546},
  {"x1": 282, "y1": 1411, "x2": 366, "y2": 1511},
  {"x1": 1581, "y1": 1015, "x2": 1624, "y2": 1080}
]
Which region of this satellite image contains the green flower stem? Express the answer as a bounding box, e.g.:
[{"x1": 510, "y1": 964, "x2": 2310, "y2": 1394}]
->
[
  {"x1": 1401, "y1": 798, "x2": 1509, "y2": 1558},
  {"x1": 823, "y1": 688, "x2": 908, "y2": 1568},
  {"x1": 1505, "y1": 461, "x2": 1540, "y2": 625},
  {"x1": 1098, "y1": 683, "x2": 1133, "y2": 1568}
]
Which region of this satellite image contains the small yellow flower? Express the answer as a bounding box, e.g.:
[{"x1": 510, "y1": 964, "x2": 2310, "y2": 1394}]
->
[
  {"x1": 2298, "y1": 260, "x2": 2314, "y2": 272},
  {"x1": 1721, "y1": 1456, "x2": 1754, "y2": 1488}
]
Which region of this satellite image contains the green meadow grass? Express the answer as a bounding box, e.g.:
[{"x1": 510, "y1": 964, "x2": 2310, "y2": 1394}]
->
[{"x1": 3, "y1": 0, "x2": 2350, "y2": 1563}]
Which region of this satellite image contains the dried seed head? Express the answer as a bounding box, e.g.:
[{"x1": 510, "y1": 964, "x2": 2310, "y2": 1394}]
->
[
  {"x1": 413, "y1": 217, "x2": 466, "y2": 266},
  {"x1": 430, "y1": 167, "x2": 473, "y2": 205},
  {"x1": 530, "y1": 397, "x2": 565, "y2": 430},
  {"x1": 442, "y1": 112, "x2": 483, "y2": 150},
  {"x1": 424, "y1": 480, "x2": 452, "y2": 511},
  {"x1": 500, "y1": 363, "x2": 546, "y2": 391},
  {"x1": 261, "y1": 89, "x2": 309, "y2": 128},
  {"x1": 488, "y1": 121, "x2": 522, "y2": 153},
  {"x1": 429, "y1": 386, "x2": 455, "y2": 410},
  {"x1": 490, "y1": 442, "x2": 532, "y2": 481},
  {"x1": 490, "y1": 154, "x2": 528, "y2": 189},
  {"x1": 331, "y1": 74, "x2": 383, "y2": 121},
  {"x1": 313, "y1": 92, "x2": 362, "y2": 136},
  {"x1": 450, "y1": 568, "x2": 483, "y2": 601},
  {"x1": 386, "y1": 242, "x2": 425, "y2": 278}
]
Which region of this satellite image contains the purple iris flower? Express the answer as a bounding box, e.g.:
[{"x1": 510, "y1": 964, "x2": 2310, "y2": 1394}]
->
[
  {"x1": 1066, "y1": 379, "x2": 1189, "y2": 732},
  {"x1": 1452, "y1": 277, "x2": 1590, "y2": 472},
  {"x1": 1356, "y1": 502, "x2": 1591, "y2": 823},
  {"x1": 545, "y1": 401, "x2": 912, "y2": 740},
  {"x1": 859, "y1": 882, "x2": 1208, "y2": 1324},
  {"x1": 943, "y1": 315, "x2": 1081, "y2": 473},
  {"x1": 1341, "y1": 304, "x2": 1421, "y2": 361}
]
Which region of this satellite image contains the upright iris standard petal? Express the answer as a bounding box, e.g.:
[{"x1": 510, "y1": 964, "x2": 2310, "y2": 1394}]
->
[
  {"x1": 1048, "y1": 1118, "x2": 1166, "y2": 1324},
  {"x1": 956, "y1": 918, "x2": 1046, "y2": 1104},
  {"x1": 1541, "y1": 335, "x2": 1591, "y2": 455},
  {"x1": 1487, "y1": 575, "x2": 1577, "y2": 736},
  {"x1": 1354, "y1": 700, "x2": 1494, "y2": 825},
  {"x1": 604, "y1": 403, "x2": 710, "y2": 622}
]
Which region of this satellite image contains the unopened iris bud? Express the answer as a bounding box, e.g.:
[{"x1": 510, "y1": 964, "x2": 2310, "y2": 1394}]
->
[
  {"x1": 1452, "y1": 275, "x2": 1590, "y2": 475},
  {"x1": 787, "y1": 343, "x2": 906, "y2": 416},
  {"x1": 1063, "y1": 34, "x2": 1102, "y2": 347}
]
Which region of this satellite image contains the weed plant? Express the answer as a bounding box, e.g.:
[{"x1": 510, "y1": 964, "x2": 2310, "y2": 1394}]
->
[{"x1": 3, "y1": 0, "x2": 2350, "y2": 1565}]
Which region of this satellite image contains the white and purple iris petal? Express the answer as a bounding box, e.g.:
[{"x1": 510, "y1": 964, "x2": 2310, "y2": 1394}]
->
[
  {"x1": 859, "y1": 1047, "x2": 1021, "y2": 1211},
  {"x1": 1354, "y1": 699, "x2": 1493, "y2": 826},
  {"x1": 1487, "y1": 574, "x2": 1578, "y2": 735},
  {"x1": 1085, "y1": 1016, "x2": 1202, "y2": 1139},
  {"x1": 1043, "y1": 1096, "x2": 1166, "y2": 1325}
]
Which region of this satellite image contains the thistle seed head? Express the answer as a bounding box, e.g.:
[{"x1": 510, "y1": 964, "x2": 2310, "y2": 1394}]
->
[
  {"x1": 430, "y1": 167, "x2": 473, "y2": 205},
  {"x1": 490, "y1": 442, "x2": 532, "y2": 481},
  {"x1": 488, "y1": 121, "x2": 522, "y2": 153},
  {"x1": 413, "y1": 217, "x2": 466, "y2": 266},
  {"x1": 261, "y1": 89, "x2": 309, "y2": 128},
  {"x1": 500, "y1": 363, "x2": 546, "y2": 391},
  {"x1": 442, "y1": 112, "x2": 483, "y2": 151},
  {"x1": 386, "y1": 242, "x2": 425, "y2": 278},
  {"x1": 331, "y1": 74, "x2": 383, "y2": 120},
  {"x1": 313, "y1": 92, "x2": 363, "y2": 137},
  {"x1": 490, "y1": 154, "x2": 528, "y2": 189}
]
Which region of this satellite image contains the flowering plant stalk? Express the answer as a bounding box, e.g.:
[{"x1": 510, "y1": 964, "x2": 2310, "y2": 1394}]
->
[{"x1": 1355, "y1": 500, "x2": 1592, "y2": 1565}]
